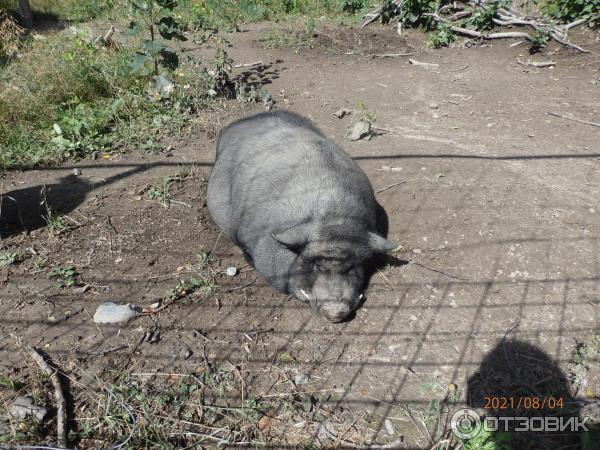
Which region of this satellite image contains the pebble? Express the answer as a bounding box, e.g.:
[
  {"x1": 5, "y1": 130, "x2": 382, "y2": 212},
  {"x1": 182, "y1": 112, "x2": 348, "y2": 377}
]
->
[
  {"x1": 180, "y1": 348, "x2": 193, "y2": 360},
  {"x1": 10, "y1": 396, "x2": 47, "y2": 421},
  {"x1": 333, "y1": 108, "x2": 351, "y2": 119},
  {"x1": 349, "y1": 121, "x2": 370, "y2": 141},
  {"x1": 429, "y1": 102, "x2": 439, "y2": 110},
  {"x1": 412, "y1": 248, "x2": 422, "y2": 254},
  {"x1": 93, "y1": 302, "x2": 139, "y2": 324},
  {"x1": 294, "y1": 373, "x2": 309, "y2": 385},
  {"x1": 226, "y1": 266, "x2": 238, "y2": 277}
]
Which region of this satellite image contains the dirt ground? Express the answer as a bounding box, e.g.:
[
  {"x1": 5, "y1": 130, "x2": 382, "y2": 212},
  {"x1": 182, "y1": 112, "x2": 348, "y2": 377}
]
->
[{"x1": 1, "y1": 21, "x2": 600, "y2": 448}]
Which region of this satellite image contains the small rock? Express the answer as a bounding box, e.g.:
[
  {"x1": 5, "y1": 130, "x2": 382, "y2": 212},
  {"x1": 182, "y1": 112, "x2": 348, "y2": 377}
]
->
[
  {"x1": 114, "y1": 257, "x2": 123, "y2": 264},
  {"x1": 384, "y1": 418, "x2": 395, "y2": 435},
  {"x1": 333, "y1": 108, "x2": 351, "y2": 119},
  {"x1": 93, "y1": 302, "x2": 139, "y2": 324},
  {"x1": 349, "y1": 121, "x2": 371, "y2": 141},
  {"x1": 432, "y1": 112, "x2": 440, "y2": 119},
  {"x1": 294, "y1": 373, "x2": 309, "y2": 385},
  {"x1": 180, "y1": 348, "x2": 193, "y2": 360},
  {"x1": 72, "y1": 168, "x2": 82, "y2": 176},
  {"x1": 149, "y1": 300, "x2": 162, "y2": 309},
  {"x1": 73, "y1": 284, "x2": 90, "y2": 295},
  {"x1": 412, "y1": 248, "x2": 422, "y2": 254},
  {"x1": 10, "y1": 396, "x2": 47, "y2": 421},
  {"x1": 226, "y1": 266, "x2": 238, "y2": 277},
  {"x1": 429, "y1": 102, "x2": 439, "y2": 110}
]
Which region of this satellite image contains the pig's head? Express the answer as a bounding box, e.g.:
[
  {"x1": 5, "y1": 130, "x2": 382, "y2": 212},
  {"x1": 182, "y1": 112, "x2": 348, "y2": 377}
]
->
[{"x1": 273, "y1": 223, "x2": 398, "y2": 322}]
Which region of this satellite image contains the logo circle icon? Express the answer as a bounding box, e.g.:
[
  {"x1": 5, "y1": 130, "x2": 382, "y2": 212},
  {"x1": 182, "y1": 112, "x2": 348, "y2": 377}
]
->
[{"x1": 451, "y1": 408, "x2": 482, "y2": 440}]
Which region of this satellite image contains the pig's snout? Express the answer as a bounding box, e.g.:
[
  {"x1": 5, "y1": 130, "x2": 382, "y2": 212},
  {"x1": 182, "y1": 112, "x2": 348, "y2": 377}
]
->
[{"x1": 320, "y1": 302, "x2": 353, "y2": 323}]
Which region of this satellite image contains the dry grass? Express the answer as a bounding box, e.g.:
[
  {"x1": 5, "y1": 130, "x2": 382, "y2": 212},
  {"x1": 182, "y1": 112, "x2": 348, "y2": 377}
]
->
[{"x1": 0, "y1": 9, "x2": 24, "y2": 60}]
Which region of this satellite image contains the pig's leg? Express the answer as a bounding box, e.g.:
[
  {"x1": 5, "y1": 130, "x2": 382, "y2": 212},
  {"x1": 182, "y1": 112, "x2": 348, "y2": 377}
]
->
[{"x1": 247, "y1": 236, "x2": 297, "y2": 294}]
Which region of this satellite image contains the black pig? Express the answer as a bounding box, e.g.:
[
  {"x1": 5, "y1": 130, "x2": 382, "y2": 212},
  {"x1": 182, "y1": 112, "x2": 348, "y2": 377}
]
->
[{"x1": 207, "y1": 110, "x2": 397, "y2": 322}]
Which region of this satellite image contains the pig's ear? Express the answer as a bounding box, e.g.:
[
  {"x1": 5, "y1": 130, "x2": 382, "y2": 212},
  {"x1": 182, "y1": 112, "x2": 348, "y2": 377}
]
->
[
  {"x1": 368, "y1": 232, "x2": 400, "y2": 253},
  {"x1": 272, "y1": 224, "x2": 312, "y2": 251}
]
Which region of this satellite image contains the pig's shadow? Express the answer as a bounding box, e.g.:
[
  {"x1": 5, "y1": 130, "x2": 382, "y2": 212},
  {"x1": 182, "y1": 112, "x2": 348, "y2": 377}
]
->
[{"x1": 0, "y1": 175, "x2": 92, "y2": 238}]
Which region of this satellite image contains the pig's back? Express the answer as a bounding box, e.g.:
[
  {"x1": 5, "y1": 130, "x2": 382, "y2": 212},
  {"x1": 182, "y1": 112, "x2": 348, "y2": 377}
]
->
[{"x1": 207, "y1": 111, "x2": 377, "y2": 248}]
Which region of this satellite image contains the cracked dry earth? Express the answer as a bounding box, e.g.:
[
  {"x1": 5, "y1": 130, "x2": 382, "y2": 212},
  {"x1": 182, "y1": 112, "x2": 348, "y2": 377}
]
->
[{"x1": 1, "y1": 21, "x2": 600, "y2": 448}]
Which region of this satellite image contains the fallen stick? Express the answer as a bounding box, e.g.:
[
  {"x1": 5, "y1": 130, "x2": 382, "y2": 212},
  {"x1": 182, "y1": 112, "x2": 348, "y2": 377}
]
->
[
  {"x1": 517, "y1": 59, "x2": 556, "y2": 68},
  {"x1": 234, "y1": 60, "x2": 264, "y2": 68},
  {"x1": 377, "y1": 181, "x2": 406, "y2": 193},
  {"x1": 368, "y1": 52, "x2": 414, "y2": 58},
  {"x1": 449, "y1": 25, "x2": 533, "y2": 41},
  {"x1": 226, "y1": 279, "x2": 256, "y2": 293},
  {"x1": 26, "y1": 346, "x2": 67, "y2": 448},
  {"x1": 408, "y1": 58, "x2": 439, "y2": 69},
  {"x1": 549, "y1": 32, "x2": 591, "y2": 53},
  {"x1": 546, "y1": 112, "x2": 600, "y2": 129}
]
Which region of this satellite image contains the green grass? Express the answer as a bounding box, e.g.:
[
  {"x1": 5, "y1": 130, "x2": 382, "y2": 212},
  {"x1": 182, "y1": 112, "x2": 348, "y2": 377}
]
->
[
  {"x1": 0, "y1": 0, "x2": 119, "y2": 22},
  {"x1": 0, "y1": 0, "x2": 373, "y2": 170},
  {"x1": 0, "y1": 24, "x2": 219, "y2": 169},
  {"x1": 178, "y1": 0, "x2": 363, "y2": 30}
]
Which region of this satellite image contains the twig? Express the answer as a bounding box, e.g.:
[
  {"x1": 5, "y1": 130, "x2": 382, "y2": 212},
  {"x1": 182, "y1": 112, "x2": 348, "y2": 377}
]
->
[
  {"x1": 408, "y1": 58, "x2": 439, "y2": 69},
  {"x1": 103, "y1": 26, "x2": 115, "y2": 42},
  {"x1": 411, "y1": 261, "x2": 469, "y2": 281},
  {"x1": 47, "y1": 307, "x2": 84, "y2": 324},
  {"x1": 234, "y1": 60, "x2": 264, "y2": 68},
  {"x1": 225, "y1": 279, "x2": 256, "y2": 293},
  {"x1": 517, "y1": 59, "x2": 556, "y2": 68},
  {"x1": 85, "y1": 345, "x2": 129, "y2": 356},
  {"x1": 170, "y1": 199, "x2": 192, "y2": 208},
  {"x1": 368, "y1": 52, "x2": 414, "y2": 58},
  {"x1": 376, "y1": 181, "x2": 406, "y2": 193},
  {"x1": 361, "y1": 6, "x2": 383, "y2": 28},
  {"x1": 26, "y1": 346, "x2": 67, "y2": 448},
  {"x1": 546, "y1": 111, "x2": 600, "y2": 129}
]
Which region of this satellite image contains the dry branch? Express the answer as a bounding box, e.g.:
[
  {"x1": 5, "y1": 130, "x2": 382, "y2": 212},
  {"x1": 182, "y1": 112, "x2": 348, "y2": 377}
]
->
[
  {"x1": 362, "y1": 0, "x2": 590, "y2": 53},
  {"x1": 408, "y1": 58, "x2": 439, "y2": 68},
  {"x1": 26, "y1": 346, "x2": 67, "y2": 448}
]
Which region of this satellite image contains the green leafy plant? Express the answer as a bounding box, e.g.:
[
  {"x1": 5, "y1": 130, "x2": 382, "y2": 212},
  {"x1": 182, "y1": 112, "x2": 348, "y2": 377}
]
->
[
  {"x1": 356, "y1": 99, "x2": 376, "y2": 124},
  {"x1": 205, "y1": 42, "x2": 234, "y2": 98},
  {"x1": 529, "y1": 29, "x2": 551, "y2": 53},
  {"x1": 165, "y1": 277, "x2": 214, "y2": 301},
  {"x1": 125, "y1": 0, "x2": 187, "y2": 76},
  {"x1": 48, "y1": 265, "x2": 78, "y2": 288},
  {"x1": 427, "y1": 22, "x2": 455, "y2": 47},
  {"x1": 0, "y1": 251, "x2": 18, "y2": 266},
  {"x1": 341, "y1": 0, "x2": 368, "y2": 14},
  {"x1": 461, "y1": 427, "x2": 514, "y2": 450},
  {"x1": 541, "y1": 0, "x2": 600, "y2": 24}
]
